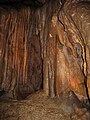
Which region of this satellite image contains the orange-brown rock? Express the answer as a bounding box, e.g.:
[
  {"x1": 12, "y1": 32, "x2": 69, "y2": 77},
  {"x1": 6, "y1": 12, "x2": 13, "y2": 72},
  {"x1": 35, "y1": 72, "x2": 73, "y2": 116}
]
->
[
  {"x1": 43, "y1": 0, "x2": 90, "y2": 99},
  {"x1": 0, "y1": 7, "x2": 43, "y2": 99},
  {"x1": 0, "y1": 0, "x2": 90, "y2": 101}
]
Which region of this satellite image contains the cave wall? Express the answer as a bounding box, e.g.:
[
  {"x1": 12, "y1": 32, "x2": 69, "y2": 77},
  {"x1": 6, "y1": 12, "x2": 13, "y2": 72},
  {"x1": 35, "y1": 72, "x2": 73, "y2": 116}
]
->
[
  {"x1": 0, "y1": 0, "x2": 59, "y2": 99},
  {"x1": 0, "y1": 0, "x2": 90, "y2": 99},
  {"x1": 50, "y1": 0, "x2": 90, "y2": 98},
  {"x1": 0, "y1": 6, "x2": 43, "y2": 99},
  {"x1": 43, "y1": 0, "x2": 90, "y2": 98}
]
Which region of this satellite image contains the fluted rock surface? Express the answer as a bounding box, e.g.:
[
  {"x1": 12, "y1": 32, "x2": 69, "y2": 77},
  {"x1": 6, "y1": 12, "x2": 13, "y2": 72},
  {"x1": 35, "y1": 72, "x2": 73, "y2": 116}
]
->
[
  {"x1": 43, "y1": 0, "x2": 90, "y2": 99},
  {"x1": 0, "y1": 0, "x2": 59, "y2": 99},
  {"x1": 0, "y1": 0, "x2": 90, "y2": 100},
  {"x1": 0, "y1": 6, "x2": 43, "y2": 99}
]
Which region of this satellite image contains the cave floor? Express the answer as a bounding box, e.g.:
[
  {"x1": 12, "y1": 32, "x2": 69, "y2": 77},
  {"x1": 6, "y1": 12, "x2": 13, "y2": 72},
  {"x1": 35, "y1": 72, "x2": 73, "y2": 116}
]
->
[{"x1": 0, "y1": 90, "x2": 90, "y2": 120}]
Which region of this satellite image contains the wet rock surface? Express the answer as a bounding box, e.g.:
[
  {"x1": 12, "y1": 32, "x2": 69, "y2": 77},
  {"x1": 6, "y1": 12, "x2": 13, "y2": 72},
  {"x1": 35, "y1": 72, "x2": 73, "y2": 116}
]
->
[{"x1": 0, "y1": 0, "x2": 90, "y2": 109}]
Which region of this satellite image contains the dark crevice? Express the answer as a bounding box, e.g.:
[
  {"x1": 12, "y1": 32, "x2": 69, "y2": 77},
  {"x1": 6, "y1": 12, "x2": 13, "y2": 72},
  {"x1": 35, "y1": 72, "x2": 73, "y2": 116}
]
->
[
  {"x1": 83, "y1": 45, "x2": 90, "y2": 105},
  {"x1": 0, "y1": 0, "x2": 46, "y2": 9}
]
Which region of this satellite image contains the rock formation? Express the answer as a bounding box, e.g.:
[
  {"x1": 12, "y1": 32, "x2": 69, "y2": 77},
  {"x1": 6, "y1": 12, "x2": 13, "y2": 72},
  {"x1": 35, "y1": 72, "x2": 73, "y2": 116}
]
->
[{"x1": 0, "y1": 0, "x2": 90, "y2": 101}]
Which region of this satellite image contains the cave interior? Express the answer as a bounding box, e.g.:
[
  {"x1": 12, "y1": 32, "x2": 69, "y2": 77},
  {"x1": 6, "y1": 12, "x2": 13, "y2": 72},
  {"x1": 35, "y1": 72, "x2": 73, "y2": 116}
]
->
[{"x1": 0, "y1": 0, "x2": 90, "y2": 120}]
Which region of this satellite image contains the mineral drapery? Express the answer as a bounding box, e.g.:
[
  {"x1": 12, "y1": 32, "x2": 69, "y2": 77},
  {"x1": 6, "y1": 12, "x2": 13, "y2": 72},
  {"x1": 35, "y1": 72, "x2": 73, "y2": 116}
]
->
[{"x1": 0, "y1": 0, "x2": 90, "y2": 100}]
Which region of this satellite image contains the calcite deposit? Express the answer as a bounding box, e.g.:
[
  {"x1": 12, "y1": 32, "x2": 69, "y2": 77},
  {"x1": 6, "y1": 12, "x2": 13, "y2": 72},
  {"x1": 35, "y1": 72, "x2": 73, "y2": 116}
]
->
[{"x1": 0, "y1": 0, "x2": 90, "y2": 102}]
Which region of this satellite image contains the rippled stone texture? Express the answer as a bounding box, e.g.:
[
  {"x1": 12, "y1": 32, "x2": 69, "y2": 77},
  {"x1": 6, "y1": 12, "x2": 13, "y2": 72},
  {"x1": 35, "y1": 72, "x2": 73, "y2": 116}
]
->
[
  {"x1": 0, "y1": 0, "x2": 59, "y2": 99},
  {"x1": 43, "y1": 0, "x2": 90, "y2": 99},
  {"x1": 0, "y1": 0, "x2": 90, "y2": 100},
  {"x1": 0, "y1": 7, "x2": 43, "y2": 99}
]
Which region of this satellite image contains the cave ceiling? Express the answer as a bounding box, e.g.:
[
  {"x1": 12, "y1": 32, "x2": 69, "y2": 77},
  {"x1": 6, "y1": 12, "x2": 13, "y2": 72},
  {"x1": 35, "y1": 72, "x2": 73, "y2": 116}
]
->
[
  {"x1": 0, "y1": 0, "x2": 46, "y2": 5},
  {"x1": 0, "y1": 0, "x2": 47, "y2": 8},
  {"x1": 0, "y1": 0, "x2": 90, "y2": 8}
]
